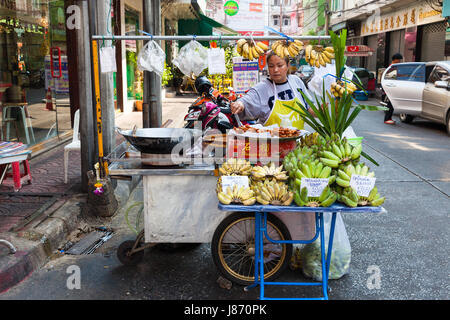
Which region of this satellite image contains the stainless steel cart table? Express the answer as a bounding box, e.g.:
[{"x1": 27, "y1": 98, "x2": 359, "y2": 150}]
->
[{"x1": 218, "y1": 203, "x2": 386, "y2": 300}]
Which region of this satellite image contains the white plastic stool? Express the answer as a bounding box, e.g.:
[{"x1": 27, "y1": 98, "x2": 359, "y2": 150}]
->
[{"x1": 64, "y1": 109, "x2": 80, "y2": 184}]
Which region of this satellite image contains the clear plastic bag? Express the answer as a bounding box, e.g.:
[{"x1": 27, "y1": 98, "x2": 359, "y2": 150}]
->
[
  {"x1": 137, "y1": 40, "x2": 166, "y2": 76},
  {"x1": 308, "y1": 63, "x2": 353, "y2": 102},
  {"x1": 173, "y1": 40, "x2": 208, "y2": 76},
  {"x1": 300, "y1": 212, "x2": 351, "y2": 281}
]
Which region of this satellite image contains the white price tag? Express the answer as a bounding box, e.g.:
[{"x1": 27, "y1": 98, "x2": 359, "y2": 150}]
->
[
  {"x1": 350, "y1": 174, "x2": 376, "y2": 197},
  {"x1": 300, "y1": 178, "x2": 329, "y2": 198},
  {"x1": 221, "y1": 176, "x2": 249, "y2": 193}
]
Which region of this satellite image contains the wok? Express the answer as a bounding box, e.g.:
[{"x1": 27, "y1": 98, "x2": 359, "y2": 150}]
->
[{"x1": 118, "y1": 128, "x2": 202, "y2": 155}]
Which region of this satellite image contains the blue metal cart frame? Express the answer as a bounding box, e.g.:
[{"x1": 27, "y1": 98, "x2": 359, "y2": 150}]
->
[{"x1": 218, "y1": 203, "x2": 385, "y2": 300}]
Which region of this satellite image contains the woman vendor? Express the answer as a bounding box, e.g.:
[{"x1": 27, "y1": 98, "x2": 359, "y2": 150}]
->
[{"x1": 230, "y1": 51, "x2": 316, "y2": 130}]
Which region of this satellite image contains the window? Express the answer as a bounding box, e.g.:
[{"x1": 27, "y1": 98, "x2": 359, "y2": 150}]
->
[
  {"x1": 385, "y1": 64, "x2": 425, "y2": 82},
  {"x1": 283, "y1": 16, "x2": 290, "y2": 26},
  {"x1": 272, "y1": 0, "x2": 280, "y2": 5},
  {"x1": 428, "y1": 66, "x2": 450, "y2": 83},
  {"x1": 273, "y1": 15, "x2": 279, "y2": 26}
]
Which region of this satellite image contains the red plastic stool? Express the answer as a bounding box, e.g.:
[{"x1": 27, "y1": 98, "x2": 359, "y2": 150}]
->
[{"x1": 0, "y1": 159, "x2": 32, "y2": 192}]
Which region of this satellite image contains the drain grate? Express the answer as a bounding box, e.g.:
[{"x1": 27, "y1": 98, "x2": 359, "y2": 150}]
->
[{"x1": 62, "y1": 228, "x2": 113, "y2": 255}]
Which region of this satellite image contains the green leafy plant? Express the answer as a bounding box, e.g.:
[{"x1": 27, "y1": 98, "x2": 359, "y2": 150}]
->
[
  {"x1": 284, "y1": 29, "x2": 387, "y2": 166},
  {"x1": 162, "y1": 62, "x2": 173, "y2": 87}
]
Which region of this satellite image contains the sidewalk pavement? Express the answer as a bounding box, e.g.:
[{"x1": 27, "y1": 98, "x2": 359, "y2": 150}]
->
[{"x1": 0, "y1": 95, "x2": 191, "y2": 293}]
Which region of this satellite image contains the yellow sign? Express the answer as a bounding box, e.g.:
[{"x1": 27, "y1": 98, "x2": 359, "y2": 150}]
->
[{"x1": 361, "y1": 2, "x2": 444, "y2": 36}]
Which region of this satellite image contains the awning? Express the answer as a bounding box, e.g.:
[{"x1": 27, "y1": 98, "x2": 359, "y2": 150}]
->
[
  {"x1": 345, "y1": 45, "x2": 375, "y2": 57},
  {"x1": 199, "y1": 13, "x2": 238, "y2": 35}
]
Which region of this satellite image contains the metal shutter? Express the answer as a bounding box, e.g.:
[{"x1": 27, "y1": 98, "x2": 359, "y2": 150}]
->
[
  {"x1": 421, "y1": 21, "x2": 446, "y2": 62},
  {"x1": 366, "y1": 35, "x2": 377, "y2": 72},
  {"x1": 389, "y1": 29, "x2": 405, "y2": 60}
]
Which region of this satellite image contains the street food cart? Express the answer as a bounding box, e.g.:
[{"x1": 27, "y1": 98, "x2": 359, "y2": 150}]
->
[{"x1": 93, "y1": 33, "x2": 387, "y2": 300}]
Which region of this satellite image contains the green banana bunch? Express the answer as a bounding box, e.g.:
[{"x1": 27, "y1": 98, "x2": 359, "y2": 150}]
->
[
  {"x1": 334, "y1": 163, "x2": 385, "y2": 207},
  {"x1": 299, "y1": 132, "x2": 327, "y2": 148},
  {"x1": 294, "y1": 185, "x2": 338, "y2": 207},
  {"x1": 337, "y1": 185, "x2": 385, "y2": 207},
  {"x1": 335, "y1": 163, "x2": 374, "y2": 188},
  {"x1": 319, "y1": 136, "x2": 362, "y2": 169},
  {"x1": 293, "y1": 158, "x2": 336, "y2": 187},
  {"x1": 338, "y1": 187, "x2": 359, "y2": 207}
]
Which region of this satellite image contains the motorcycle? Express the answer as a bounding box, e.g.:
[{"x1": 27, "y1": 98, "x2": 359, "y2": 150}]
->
[{"x1": 183, "y1": 76, "x2": 247, "y2": 133}]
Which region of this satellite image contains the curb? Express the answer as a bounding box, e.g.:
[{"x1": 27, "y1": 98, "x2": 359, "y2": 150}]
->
[{"x1": 0, "y1": 194, "x2": 85, "y2": 294}]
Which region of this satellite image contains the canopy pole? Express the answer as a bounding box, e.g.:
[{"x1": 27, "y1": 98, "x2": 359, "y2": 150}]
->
[
  {"x1": 91, "y1": 40, "x2": 108, "y2": 178},
  {"x1": 91, "y1": 35, "x2": 330, "y2": 41}
]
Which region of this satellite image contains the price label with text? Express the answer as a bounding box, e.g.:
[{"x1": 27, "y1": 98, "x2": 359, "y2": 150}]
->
[
  {"x1": 300, "y1": 178, "x2": 329, "y2": 198},
  {"x1": 221, "y1": 176, "x2": 249, "y2": 193},
  {"x1": 350, "y1": 174, "x2": 376, "y2": 197}
]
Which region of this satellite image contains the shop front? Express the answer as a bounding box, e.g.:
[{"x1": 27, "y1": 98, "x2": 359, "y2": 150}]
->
[
  {"x1": 358, "y1": 2, "x2": 447, "y2": 79},
  {"x1": 0, "y1": 0, "x2": 73, "y2": 148}
]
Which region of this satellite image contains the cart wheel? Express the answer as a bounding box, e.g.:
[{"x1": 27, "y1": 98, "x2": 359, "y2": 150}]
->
[
  {"x1": 211, "y1": 212, "x2": 292, "y2": 286},
  {"x1": 117, "y1": 240, "x2": 144, "y2": 266}
]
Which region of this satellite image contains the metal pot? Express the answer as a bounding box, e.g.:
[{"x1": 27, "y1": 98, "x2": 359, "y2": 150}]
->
[{"x1": 118, "y1": 127, "x2": 202, "y2": 155}]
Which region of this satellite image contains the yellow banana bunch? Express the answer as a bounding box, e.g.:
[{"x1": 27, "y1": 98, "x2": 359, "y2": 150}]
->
[
  {"x1": 218, "y1": 158, "x2": 252, "y2": 176},
  {"x1": 330, "y1": 80, "x2": 358, "y2": 98},
  {"x1": 217, "y1": 185, "x2": 256, "y2": 206},
  {"x1": 305, "y1": 45, "x2": 334, "y2": 68},
  {"x1": 251, "y1": 162, "x2": 289, "y2": 181},
  {"x1": 236, "y1": 39, "x2": 269, "y2": 60},
  {"x1": 271, "y1": 40, "x2": 303, "y2": 59},
  {"x1": 253, "y1": 179, "x2": 294, "y2": 206}
]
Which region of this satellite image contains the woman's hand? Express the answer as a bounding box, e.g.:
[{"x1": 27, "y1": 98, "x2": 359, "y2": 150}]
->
[{"x1": 230, "y1": 101, "x2": 245, "y2": 114}]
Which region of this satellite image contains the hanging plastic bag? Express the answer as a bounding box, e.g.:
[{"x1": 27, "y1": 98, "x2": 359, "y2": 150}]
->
[
  {"x1": 207, "y1": 47, "x2": 226, "y2": 75},
  {"x1": 307, "y1": 63, "x2": 353, "y2": 102},
  {"x1": 137, "y1": 40, "x2": 166, "y2": 76},
  {"x1": 300, "y1": 212, "x2": 351, "y2": 281},
  {"x1": 100, "y1": 46, "x2": 117, "y2": 73},
  {"x1": 173, "y1": 40, "x2": 208, "y2": 76}
]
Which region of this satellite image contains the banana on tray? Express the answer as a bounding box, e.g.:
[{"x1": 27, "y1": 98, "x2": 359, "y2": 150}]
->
[{"x1": 217, "y1": 185, "x2": 256, "y2": 206}]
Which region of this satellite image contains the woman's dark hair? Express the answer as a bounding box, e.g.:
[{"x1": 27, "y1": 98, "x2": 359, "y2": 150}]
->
[{"x1": 266, "y1": 50, "x2": 290, "y2": 66}]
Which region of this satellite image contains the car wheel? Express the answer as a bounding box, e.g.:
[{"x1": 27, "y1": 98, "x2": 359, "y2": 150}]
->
[{"x1": 399, "y1": 113, "x2": 415, "y2": 124}]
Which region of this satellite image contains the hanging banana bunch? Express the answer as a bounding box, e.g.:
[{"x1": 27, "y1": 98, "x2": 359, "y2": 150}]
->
[
  {"x1": 271, "y1": 40, "x2": 304, "y2": 59},
  {"x1": 305, "y1": 44, "x2": 334, "y2": 68},
  {"x1": 330, "y1": 80, "x2": 358, "y2": 98},
  {"x1": 236, "y1": 38, "x2": 269, "y2": 60}
]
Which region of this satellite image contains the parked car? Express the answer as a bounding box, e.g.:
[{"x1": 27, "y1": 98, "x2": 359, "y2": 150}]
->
[{"x1": 381, "y1": 61, "x2": 450, "y2": 135}]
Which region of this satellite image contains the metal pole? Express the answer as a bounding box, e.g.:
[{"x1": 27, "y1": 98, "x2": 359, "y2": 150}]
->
[
  {"x1": 77, "y1": 0, "x2": 96, "y2": 192},
  {"x1": 142, "y1": 0, "x2": 152, "y2": 128},
  {"x1": 92, "y1": 35, "x2": 330, "y2": 41}
]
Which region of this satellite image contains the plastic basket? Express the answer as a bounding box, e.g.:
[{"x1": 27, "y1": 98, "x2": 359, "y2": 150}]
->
[{"x1": 353, "y1": 90, "x2": 368, "y2": 101}]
